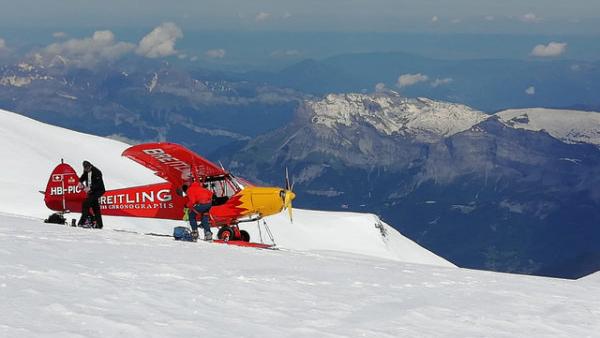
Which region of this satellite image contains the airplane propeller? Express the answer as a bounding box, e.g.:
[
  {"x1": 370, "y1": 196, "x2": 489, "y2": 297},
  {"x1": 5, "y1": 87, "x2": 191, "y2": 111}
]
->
[{"x1": 283, "y1": 167, "x2": 296, "y2": 223}]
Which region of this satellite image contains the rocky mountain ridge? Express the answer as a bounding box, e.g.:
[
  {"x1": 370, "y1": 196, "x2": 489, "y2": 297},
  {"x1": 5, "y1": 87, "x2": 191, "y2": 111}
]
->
[
  {"x1": 305, "y1": 92, "x2": 600, "y2": 147},
  {"x1": 308, "y1": 93, "x2": 488, "y2": 142}
]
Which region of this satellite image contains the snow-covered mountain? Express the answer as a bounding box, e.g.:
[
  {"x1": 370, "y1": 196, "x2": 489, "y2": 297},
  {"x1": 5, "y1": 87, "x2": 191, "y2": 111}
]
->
[
  {"x1": 307, "y1": 93, "x2": 600, "y2": 147},
  {"x1": 308, "y1": 93, "x2": 488, "y2": 142},
  {"x1": 0, "y1": 107, "x2": 452, "y2": 267},
  {"x1": 497, "y1": 108, "x2": 600, "y2": 147}
]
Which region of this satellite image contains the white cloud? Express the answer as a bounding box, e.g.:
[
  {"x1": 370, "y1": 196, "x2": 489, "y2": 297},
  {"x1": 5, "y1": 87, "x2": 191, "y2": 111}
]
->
[
  {"x1": 431, "y1": 16, "x2": 439, "y2": 23},
  {"x1": 431, "y1": 78, "x2": 453, "y2": 87},
  {"x1": 397, "y1": 73, "x2": 429, "y2": 88},
  {"x1": 451, "y1": 19, "x2": 462, "y2": 24},
  {"x1": 52, "y1": 32, "x2": 67, "y2": 39},
  {"x1": 571, "y1": 64, "x2": 581, "y2": 71},
  {"x1": 271, "y1": 49, "x2": 301, "y2": 58},
  {"x1": 375, "y1": 83, "x2": 386, "y2": 92},
  {"x1": 41, "y1": 30, "x2": 135, "y2": 66},
  {"x1": 255, "y1": 12, "x2": 271, "y2": 22},
  {"x1": 93, "y1": 30, "x2": 113, "y2": 42},
  {"x1": 525, "y1": 86, "x2": 536, "y2": 95},
  {"x1": 190, "y1": 56, "x2": 199, "y2": 62},
  {"x1": 136, "y1": 22, "x2": 183, "y2": 58},
  {"x1": 521, "y1": 13, "x2": 541, "y2": 23},
  {"x1": 0, "y1": 37, "x2": 8, "y2": 58},
  {"x1": 205, "y1": 49, "x2": 226, "y2": 59},
  {"x1": 485, "y1": 16, "x2": 495, "y2": 21},
  {"x1": 283, "y1": 12, "x2": 292, "y2": 19},
  {"x1": 531, "y1": 42, "x2": 567, "y2": 57}
]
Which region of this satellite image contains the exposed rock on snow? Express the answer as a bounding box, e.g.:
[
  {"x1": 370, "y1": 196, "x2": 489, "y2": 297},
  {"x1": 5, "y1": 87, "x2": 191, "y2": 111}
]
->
[{"x1": 0, "y1": 74, "x2": 52, "y2": 87}]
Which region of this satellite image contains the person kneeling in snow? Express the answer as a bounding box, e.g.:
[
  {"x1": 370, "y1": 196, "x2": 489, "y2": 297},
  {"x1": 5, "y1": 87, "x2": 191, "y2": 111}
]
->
[
  {"x1": 77, "y1": 160, "x2": 106, "y2": 229},
  {"x1": 186, "y1": 179, "x2": 214, "y2": 241}
]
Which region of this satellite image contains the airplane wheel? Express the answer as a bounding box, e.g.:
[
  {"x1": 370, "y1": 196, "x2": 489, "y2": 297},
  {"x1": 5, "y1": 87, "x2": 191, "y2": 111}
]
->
[
  {"x1": 218, "y1": 226, "x2": 234, "y2": 241},
  {"x1": 240, "y1": 230, "x2": 250, "y2": 242}
]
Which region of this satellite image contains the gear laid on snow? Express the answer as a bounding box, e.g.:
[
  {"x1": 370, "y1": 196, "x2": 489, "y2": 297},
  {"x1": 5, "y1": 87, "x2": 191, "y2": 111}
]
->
[{"x1": 173, "y1": 226, "x2": 195, "y2": 241}]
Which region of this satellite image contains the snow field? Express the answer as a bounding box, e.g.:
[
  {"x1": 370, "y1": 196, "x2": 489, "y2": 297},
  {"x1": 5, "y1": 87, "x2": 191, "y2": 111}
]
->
[{"x1": 1, "y1": 214, "x2": 599, "y2": 337}]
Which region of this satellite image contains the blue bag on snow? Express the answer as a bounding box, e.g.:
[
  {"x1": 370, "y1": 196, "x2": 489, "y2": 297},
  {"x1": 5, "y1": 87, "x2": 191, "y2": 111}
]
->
[{"x1": 173, "y1": 226, "x2": 194, "y2": 241}]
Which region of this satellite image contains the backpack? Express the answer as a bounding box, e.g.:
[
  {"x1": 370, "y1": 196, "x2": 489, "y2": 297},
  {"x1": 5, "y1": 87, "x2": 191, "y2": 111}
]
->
[
  {"x1": 173, "y1": 226, "x2": 194, "y2": 241},
  {"x1": 44, "y1": 213, "x2": 66, "y2": 225}
]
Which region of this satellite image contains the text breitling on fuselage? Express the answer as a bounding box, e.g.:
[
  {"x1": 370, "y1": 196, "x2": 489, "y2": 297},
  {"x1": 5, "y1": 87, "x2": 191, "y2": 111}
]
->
[{"x1": 142, "y1": 148, "x2": 190, "y2": 173}]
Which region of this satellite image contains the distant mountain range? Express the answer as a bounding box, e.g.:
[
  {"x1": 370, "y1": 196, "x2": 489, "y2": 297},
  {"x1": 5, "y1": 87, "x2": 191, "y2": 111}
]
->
[
  {"x1": 222, "y1": 92, "x2": 600, "y2": 279},
  {"x1": 247, "y1": 52, "x2": 600, "y2": 112},
  {"x1": 0, "y1": 59, "x2": 301, "y2": 154},
  {"x1": 3, "y1": 50, "x2": 599, "y2": 144}
]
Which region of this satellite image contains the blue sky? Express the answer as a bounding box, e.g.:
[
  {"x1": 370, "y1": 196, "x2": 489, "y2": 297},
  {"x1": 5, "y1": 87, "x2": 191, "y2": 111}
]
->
[
  {"x1": 1, "y1": 0, "x2": 599, "y2": 70},
  {"x1": 0, "y1": 0, "x2": 599, "y2": 34}
]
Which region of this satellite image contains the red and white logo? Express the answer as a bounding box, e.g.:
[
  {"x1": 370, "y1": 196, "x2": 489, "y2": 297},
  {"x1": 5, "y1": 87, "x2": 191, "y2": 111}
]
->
[
  {"x1": 68, "y1": 177, "x2": 76, "y2": 184},
  {"x1": 52, "y1": 174, "x2": 63, "y2": 182}
]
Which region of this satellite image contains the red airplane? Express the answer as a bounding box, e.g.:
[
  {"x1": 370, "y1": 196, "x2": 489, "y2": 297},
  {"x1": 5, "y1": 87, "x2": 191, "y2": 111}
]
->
[{"x1": 43, "y1": 142, "x2": 295, "y2": 247}]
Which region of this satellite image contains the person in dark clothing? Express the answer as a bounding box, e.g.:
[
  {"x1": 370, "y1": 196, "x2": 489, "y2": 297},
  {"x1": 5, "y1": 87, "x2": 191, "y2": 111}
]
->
[{"x1": 77, "y1": 160, "x2": 106, "y2": 229}]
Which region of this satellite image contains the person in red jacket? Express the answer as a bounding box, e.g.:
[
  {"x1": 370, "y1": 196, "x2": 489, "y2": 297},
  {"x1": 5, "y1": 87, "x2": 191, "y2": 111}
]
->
[{"x1": 186, "y1": 180, "x2": 214, "y2": 241}]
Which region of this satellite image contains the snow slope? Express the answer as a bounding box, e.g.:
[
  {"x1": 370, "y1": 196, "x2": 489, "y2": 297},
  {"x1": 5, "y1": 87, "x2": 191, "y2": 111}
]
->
[
  {"x1": 1, "y1": 214, "x2": 598, "y2": 337},
  {"x1": 496, "y1": 108, "x2": 600, "y2": 146},
  {"x1": 0, "y1": 108, "x2": 451, "y2": 267},
  {"x1": 580, "y1": 272, "x2": 600, "y2": 282}
]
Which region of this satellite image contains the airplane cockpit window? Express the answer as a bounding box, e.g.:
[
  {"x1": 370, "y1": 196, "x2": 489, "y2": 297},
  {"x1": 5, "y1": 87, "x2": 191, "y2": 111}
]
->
[{"x1": 206, "y1": 175, "x2": 242, "y2": 206}]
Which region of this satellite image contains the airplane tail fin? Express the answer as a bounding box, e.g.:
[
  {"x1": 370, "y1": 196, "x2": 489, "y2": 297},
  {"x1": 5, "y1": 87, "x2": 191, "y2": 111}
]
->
[{"x1": 44, "y1": 160, "x2": 86, "y2": 213}]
